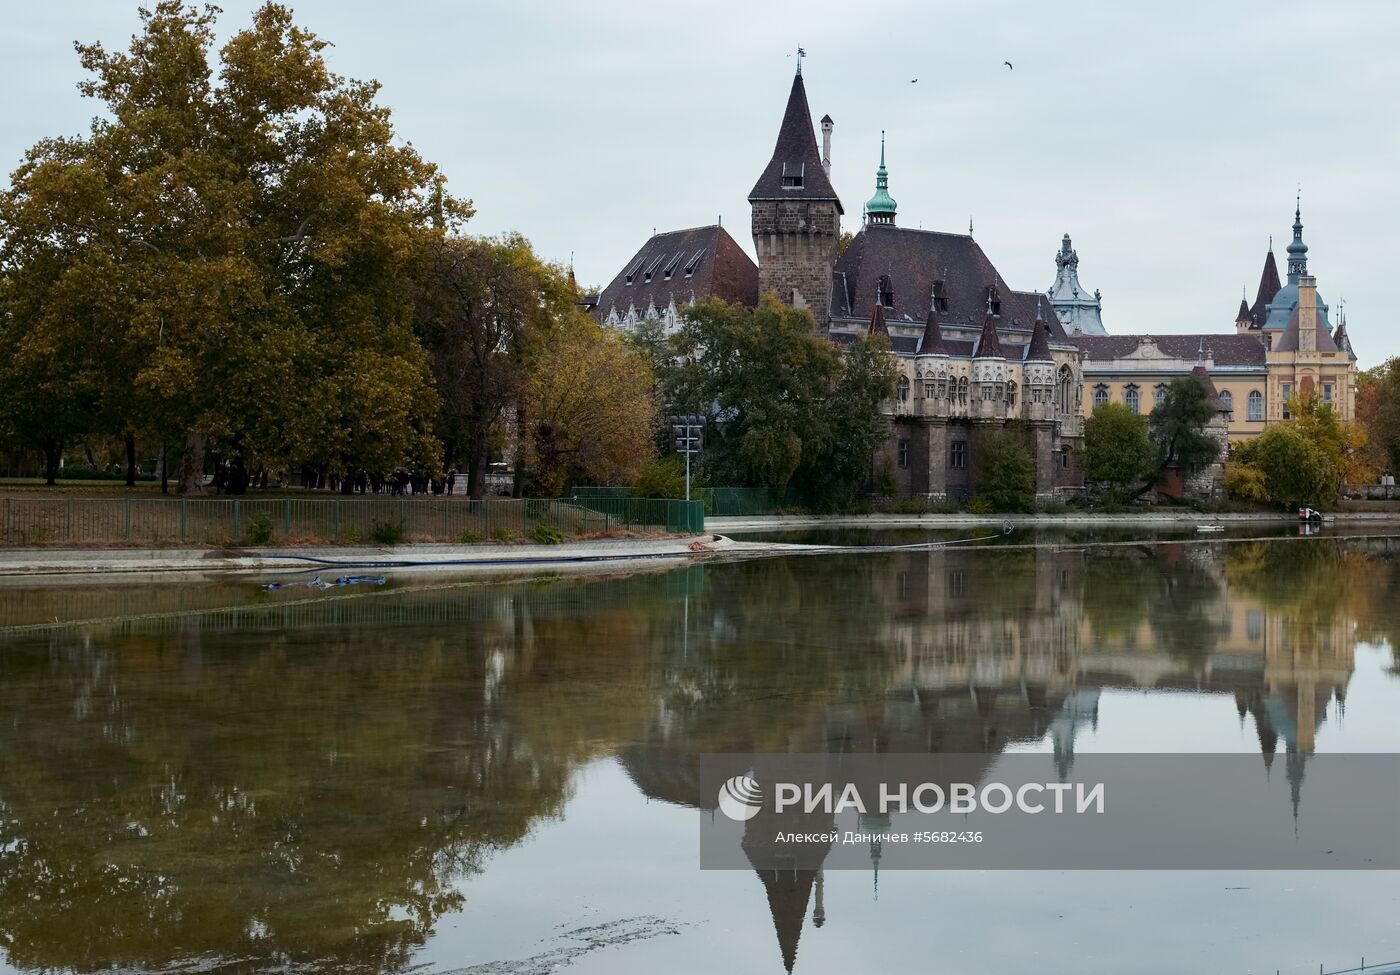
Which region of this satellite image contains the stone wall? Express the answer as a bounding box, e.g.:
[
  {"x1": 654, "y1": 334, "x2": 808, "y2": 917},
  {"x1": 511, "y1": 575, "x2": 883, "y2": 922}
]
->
[{"x1": 751, "y1": 200, "x2": 839, "y2": 327}]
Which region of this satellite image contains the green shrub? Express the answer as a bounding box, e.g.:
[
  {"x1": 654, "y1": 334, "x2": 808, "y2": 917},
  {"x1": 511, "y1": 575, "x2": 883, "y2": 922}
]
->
[
  {"x1": 527, "y1": 522, "x2": 563, "y2": 545},
  {"x1": 972, "y1": 430, "x2": 1036, "y2": 511},
  {"x1": 458, "y1": 529, "x2": 483, "y2": 544},
  {"x1": 341, "y1": 526, "x2": 362, "y2": 544},
  {"x1": 966, "y1": 495, "x2": 995, "y2": 514},
  {"x1": 491, "y1": 527, "x2": 514, "y2": 542},
  {"x1": 630, "y1": 455, "x2": 699, "y2": 499},
  {"x1": 246, "y1": 511, "x2": 274, "y2": 545},
  {"x1": 370, "y1": 518, "x2": 405, "y2": 545}
]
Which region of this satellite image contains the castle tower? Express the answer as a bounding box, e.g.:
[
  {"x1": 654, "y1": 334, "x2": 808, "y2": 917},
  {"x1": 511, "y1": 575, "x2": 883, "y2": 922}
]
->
[
  {"x1": 749, "y1": 66, "x2": 844, "y2": 328},
  {"x1": 1046, "y1": 233, "x2": 1106, "y2": 336}
]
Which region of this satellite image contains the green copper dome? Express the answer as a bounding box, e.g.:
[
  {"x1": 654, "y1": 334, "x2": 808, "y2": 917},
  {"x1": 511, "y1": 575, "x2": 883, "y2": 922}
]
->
[{"x1": 865, "y1": 132, "x2": 897, "y2": 224}]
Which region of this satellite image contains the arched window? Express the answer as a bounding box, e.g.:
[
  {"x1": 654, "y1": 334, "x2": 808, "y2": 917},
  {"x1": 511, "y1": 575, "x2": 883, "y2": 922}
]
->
[
  {"x1": 1247, "y1": 389, "x2": 1264, "y2": 421},
  {"x1": 1093, "y1": 383, "x2": 1110, "y2": 408},
  {"x1": 1219, "y1": 390, "x2": 1233, "y2": 414},
  {"x1": 1006, "y1": 380, "x2": 1017, "y2": 408},
  {"x1": 1154, "y1": 383, "x2": 1168, "y2": 408},
  {"x1": 896, "y1": 376, "x2": 910, "y2": 402},
  {"x1": 1058, "y1": 366, "x2": 1075, "y2": 413},
  {"x1": 1125, "y1": 384, "x2": 1141, "y2": 414},
  {"x1": 957, "y1": 376, "x2": 969, "y2": 404}
]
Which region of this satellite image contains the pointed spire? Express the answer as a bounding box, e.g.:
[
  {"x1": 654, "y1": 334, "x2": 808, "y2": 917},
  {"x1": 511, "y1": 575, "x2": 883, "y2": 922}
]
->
[
  {"x1": 1235, "y1": 297, "x2": 1251, "y2": 324},
  {"x1": 867, "y1": 300, "x2": 889, "y2": 338},
  {"x1": 1249, "y1": 248, "x2": 1282, "y2": 325},
  {"x1": 864, "y1": 130, "x2": 897, "y2": 225},
  {"x1": 1026, "y1": 302, "x2": 1053, "y2": 362},
  {"x1": 974, "y1": 287, "x2": 1004, "y2": 358},
  {"x1": 1285, "y1": 196, "x2": 1309, "y2": 282},
  {"x1": 747, "y1": 72, "x2": 843, "y2": 210},
  {"x1": 919, "y1": 303, "x2": 946, "y2": 355},
  {"x1": 1333, "y1": 302, "x2": 1354, "y2": 357}
]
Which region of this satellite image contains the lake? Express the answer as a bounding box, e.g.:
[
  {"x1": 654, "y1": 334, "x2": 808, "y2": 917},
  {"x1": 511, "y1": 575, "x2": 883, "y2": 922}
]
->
[{"x1": 2, "y1": 529, "x2": 1399, "y2": 974}]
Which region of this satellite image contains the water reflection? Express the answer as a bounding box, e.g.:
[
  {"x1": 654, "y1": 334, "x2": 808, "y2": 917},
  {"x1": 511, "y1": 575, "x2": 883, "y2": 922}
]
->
[{"x1": 0, "y1": 537, "x2": 1398, "y2": 973}]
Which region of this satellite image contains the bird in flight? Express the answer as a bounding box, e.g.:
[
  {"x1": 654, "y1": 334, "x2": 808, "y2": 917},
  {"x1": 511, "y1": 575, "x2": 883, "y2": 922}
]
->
[
  {"x1": 1003, "y1": 60, "x2": 1014, "y2": 70},
  {"x1": 910, "y1": 78, "x2": 918, "y2": 83}
]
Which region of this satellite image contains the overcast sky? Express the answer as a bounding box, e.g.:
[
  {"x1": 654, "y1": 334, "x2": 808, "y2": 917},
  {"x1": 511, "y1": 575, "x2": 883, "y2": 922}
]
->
[{"x1": 4, "y1": 1, "x2": 1397, "y2": 366}]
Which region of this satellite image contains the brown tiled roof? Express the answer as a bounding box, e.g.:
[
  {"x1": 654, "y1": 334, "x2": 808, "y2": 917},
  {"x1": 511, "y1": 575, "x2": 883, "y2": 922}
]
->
[
  {"x1": 1249, "y1": 250, "x2": 1281, "y2": 326},
  {"x1": 1274, "y1": 306, "x2": 1340, "y2": 353},
  {"x1": 918, "y1": 307, "x2": 946, "y2": 355},
  {"x1": 829, "y1": 224, "x2": 1065, "y2": 338},
  {"x1": 594, "y1": 225, "x2": 758, "y2": 321},
  {"x1": 867, "y1": 301, "x2": 889, "y2": 337},
  {"x1": 748, "y1": 75, "x2": 842, "y2": 211},
  {"x1": 1074, "y1": 333, "x2": 1267, "y2": 368}
]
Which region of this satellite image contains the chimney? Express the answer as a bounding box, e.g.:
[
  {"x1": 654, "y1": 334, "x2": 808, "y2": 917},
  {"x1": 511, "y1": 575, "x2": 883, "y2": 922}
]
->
[
  {"x1": 1298, "y1": 274, "x2": 1317, "y2": 353},
  {"x1": 820, "y1": 114, "x2": 833, "y2": 177}
]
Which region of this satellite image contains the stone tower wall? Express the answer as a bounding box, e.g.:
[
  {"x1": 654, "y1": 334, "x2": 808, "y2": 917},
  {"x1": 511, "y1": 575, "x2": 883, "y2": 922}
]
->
[{"x1": 752, "y1": 200, "x2": 840, "y2": 328}]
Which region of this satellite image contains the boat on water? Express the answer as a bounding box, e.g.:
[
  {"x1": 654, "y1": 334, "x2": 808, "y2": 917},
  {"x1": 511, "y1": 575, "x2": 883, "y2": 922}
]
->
[{"x1": 1196, "y1": 525, "x2": 1226, "y2": 533}]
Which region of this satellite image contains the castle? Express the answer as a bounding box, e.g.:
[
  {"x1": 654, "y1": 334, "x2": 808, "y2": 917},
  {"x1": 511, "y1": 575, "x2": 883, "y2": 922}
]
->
[{"x1": 593, "y1": 64, "x2": 1359, "y2": 500}]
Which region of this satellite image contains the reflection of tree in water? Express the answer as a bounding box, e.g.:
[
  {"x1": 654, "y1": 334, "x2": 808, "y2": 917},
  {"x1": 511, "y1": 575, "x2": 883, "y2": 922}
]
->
[
  {"x1": 1147, "y1": 545, "x2": 1226, "y2": 667},
  {"x1": 0, "y1": 620, "x2": 572, "y2": 974}
]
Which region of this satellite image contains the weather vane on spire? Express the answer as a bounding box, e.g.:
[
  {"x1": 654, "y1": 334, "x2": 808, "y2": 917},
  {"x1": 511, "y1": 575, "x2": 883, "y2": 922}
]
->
[{"x1": 794, "y1": 46, "x2": 806, "y2": 76}]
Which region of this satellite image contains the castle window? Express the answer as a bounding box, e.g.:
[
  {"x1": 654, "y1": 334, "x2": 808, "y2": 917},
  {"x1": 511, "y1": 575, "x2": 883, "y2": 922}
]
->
[
  {"x1": 1058, "y1": 366, "x2": 1075, "y2": 413},
  {"x1": 781, "y1": 162, "x2": 805, "y2": 188},
  {"x1": 878, "y1": 275, "x2": 895, "y2": 308},
  {"x1": 1006, "y1": 380, "x2": 1017, "y2": 408},
  {"x1": 1220, "y1": 390, "x2": 1233, "y2": 414},
  {"x1": 896, "y1": 376, "x2": 910, "y2": 402},
  {"x1": 1247, "y1": 389, "x2": 1264, "y2": 421},
  {"x1": 957, "y1": 376, "x2": 968, "y2": 404},
  {"x1": 1125, "y1": 383, "x2": 1141, "y2": 415},
  {"x1": 1282, "y1": 383, "x2": 1292, "y2": 419},
  {"x1": 1093, "y1": 383, "x2": 1110, "y2": 408},
  {"x1": 932, "y1": 280, "x2": 949, "y2": 313},
  {"x1": 1323, "y1": 382, "x2": 1333, "y2": 403},
  {"x1": 1154, "y1": 383, "x2": 1168, "y2": 408},
  {"x1": 951, "y1": 440, "x2": 967, "y2": 470},
  {"x1": 1060, "y1": 447, "x2": 1071, "y2": 469},
  {"x1": 898, "y1": 440, "x2": 909, "y2": 469}
]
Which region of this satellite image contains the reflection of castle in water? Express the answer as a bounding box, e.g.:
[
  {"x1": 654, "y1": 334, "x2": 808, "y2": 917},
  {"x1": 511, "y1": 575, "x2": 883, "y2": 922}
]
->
[{"x1": 623, "y1": 541, "x2": 1366, "y2": 973}]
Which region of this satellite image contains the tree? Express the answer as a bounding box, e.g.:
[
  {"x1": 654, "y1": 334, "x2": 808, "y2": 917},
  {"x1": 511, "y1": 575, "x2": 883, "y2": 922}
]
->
[
  {"x1": 1084, "y1": 402, "x2": 1152, "y2": 493},
  {"x1": 973, "y1": 428, "x2": 1036, "y2": 511},
  {"x1": 524, "y1": 316, "x2": 657, "y2": 497},
  {"x1": 0, "y1": 3, "x2": 466, "y2": 493},
  {"x1": 1289, "y1": 390, "x2": 1372, "y2": 490},
  {"x1": 414, "y1": 235, "x2": 569, "y2": 497},
  {"x1": 1147, "y1": 375, "x2": 1220, "y2": 482},
  {"x1": 667, "y1": 295, "x2": 894, "y2": 508},
  {"x1": 1230, "y1": 424, "x2": 1334, "y2": 507},
  {"x1": 1356, "y1": 361, "x2": 1398, "y2": 476}
]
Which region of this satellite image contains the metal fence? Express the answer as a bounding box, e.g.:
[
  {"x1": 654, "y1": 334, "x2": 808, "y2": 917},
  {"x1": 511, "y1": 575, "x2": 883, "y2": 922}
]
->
[
  {"x1": 0, "y1": 496, "x2": 705, "y2": 547},
  {"x1": 572, "y1": 486, "x2": 773, "y2": 518},
  {"x1": 566, "y1": 494, "x2": 704, "y2": 533}
]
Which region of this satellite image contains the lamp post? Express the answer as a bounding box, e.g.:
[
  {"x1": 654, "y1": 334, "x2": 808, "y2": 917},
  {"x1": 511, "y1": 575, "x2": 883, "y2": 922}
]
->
[{"x1": 668, "y1": 414, "x2": 704, "y2": 502}]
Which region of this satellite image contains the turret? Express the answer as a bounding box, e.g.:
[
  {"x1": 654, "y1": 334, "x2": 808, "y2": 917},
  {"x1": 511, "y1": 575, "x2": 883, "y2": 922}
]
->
[{"x1": 820, "y1": 114, "x2": 833, "y2": 177}]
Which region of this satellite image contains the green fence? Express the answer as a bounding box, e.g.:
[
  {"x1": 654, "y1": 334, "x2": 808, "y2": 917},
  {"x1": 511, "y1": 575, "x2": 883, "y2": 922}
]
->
[
  {"x1": 572, "y1": 485, "x2": 774, "y2": 518},
  {"x1": 0, "y1": 496, "x2": 704, "y2": 547},
  {"x1": 567, "y1": 494, "x2": 704, "y2": 534}
]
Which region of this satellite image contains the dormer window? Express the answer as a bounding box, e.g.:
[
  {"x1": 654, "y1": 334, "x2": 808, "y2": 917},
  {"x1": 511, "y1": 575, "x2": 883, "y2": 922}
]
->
[
  {"x1": 642, "y1": 255, "x2": 664, "y2": 283},
  {"x1": 623, "y1": 257, "x2": 645, "y2": 286},
  {"x1": 781, "y1": 162, "x2": 805, "y2": 188},
  {"x1": 662, "y1": 252, "x2": 683, "y2": 280},
  {"x1": 932, "y1": 280, "x2": 948, "y2": 313},
  {"x1": 878, "y1": 275, "x2": 894, "y2": 308},
  {"x1": 989, "y1": 297, "x2": 1001, "y2": 316},
  {"x1": 683, "y1": 249, "x2": 705, "y2": 277}
]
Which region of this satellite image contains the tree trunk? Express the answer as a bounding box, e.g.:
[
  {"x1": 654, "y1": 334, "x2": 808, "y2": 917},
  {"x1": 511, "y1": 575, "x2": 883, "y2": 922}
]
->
[
  {"x1": 159, "y1": 442, "x2": 169, "y2": 494},
  {"x1": 467, "y1": 439, "x2": 488, "y2": 499},
  {"x1": 511, "y1": 400, "x2": 528, "y2": 498},
  {"x1": 176, "y1": 432, "x2": 207, "y2": 495},
  {"x1": 41, "y1": 435, "x2": 63, "y2": 486},
  {"x1": 124, "y1": 433, "x2": 137, "y2": 487}
]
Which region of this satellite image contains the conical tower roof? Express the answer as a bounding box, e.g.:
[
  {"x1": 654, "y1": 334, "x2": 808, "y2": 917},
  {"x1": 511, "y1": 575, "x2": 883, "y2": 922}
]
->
[
  {"x1": 864, "y1": 131, "x2": 896, "y2": 224},
  {"x1": 748, "y1": 74, "x2": 843, "y2": 212},
  {"x1": 1235, "y1": 297, "x2": 1252, "y2": 325},
  {"x1": 974, "y1": 289, "x2": 1004, "y2": 358},
  {"x1": 1249, "y1": 249, "x2": 1282, "y2": 326},
  {"x1": 918, "y1": 305, "x2": 946, "y2": 355},
  {"x1": 1026, "y1": 309, "x2": 1053, "y2": 362},
  {"x1": 867, "y1": 300, "x2": 889, "y2": 337}
]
